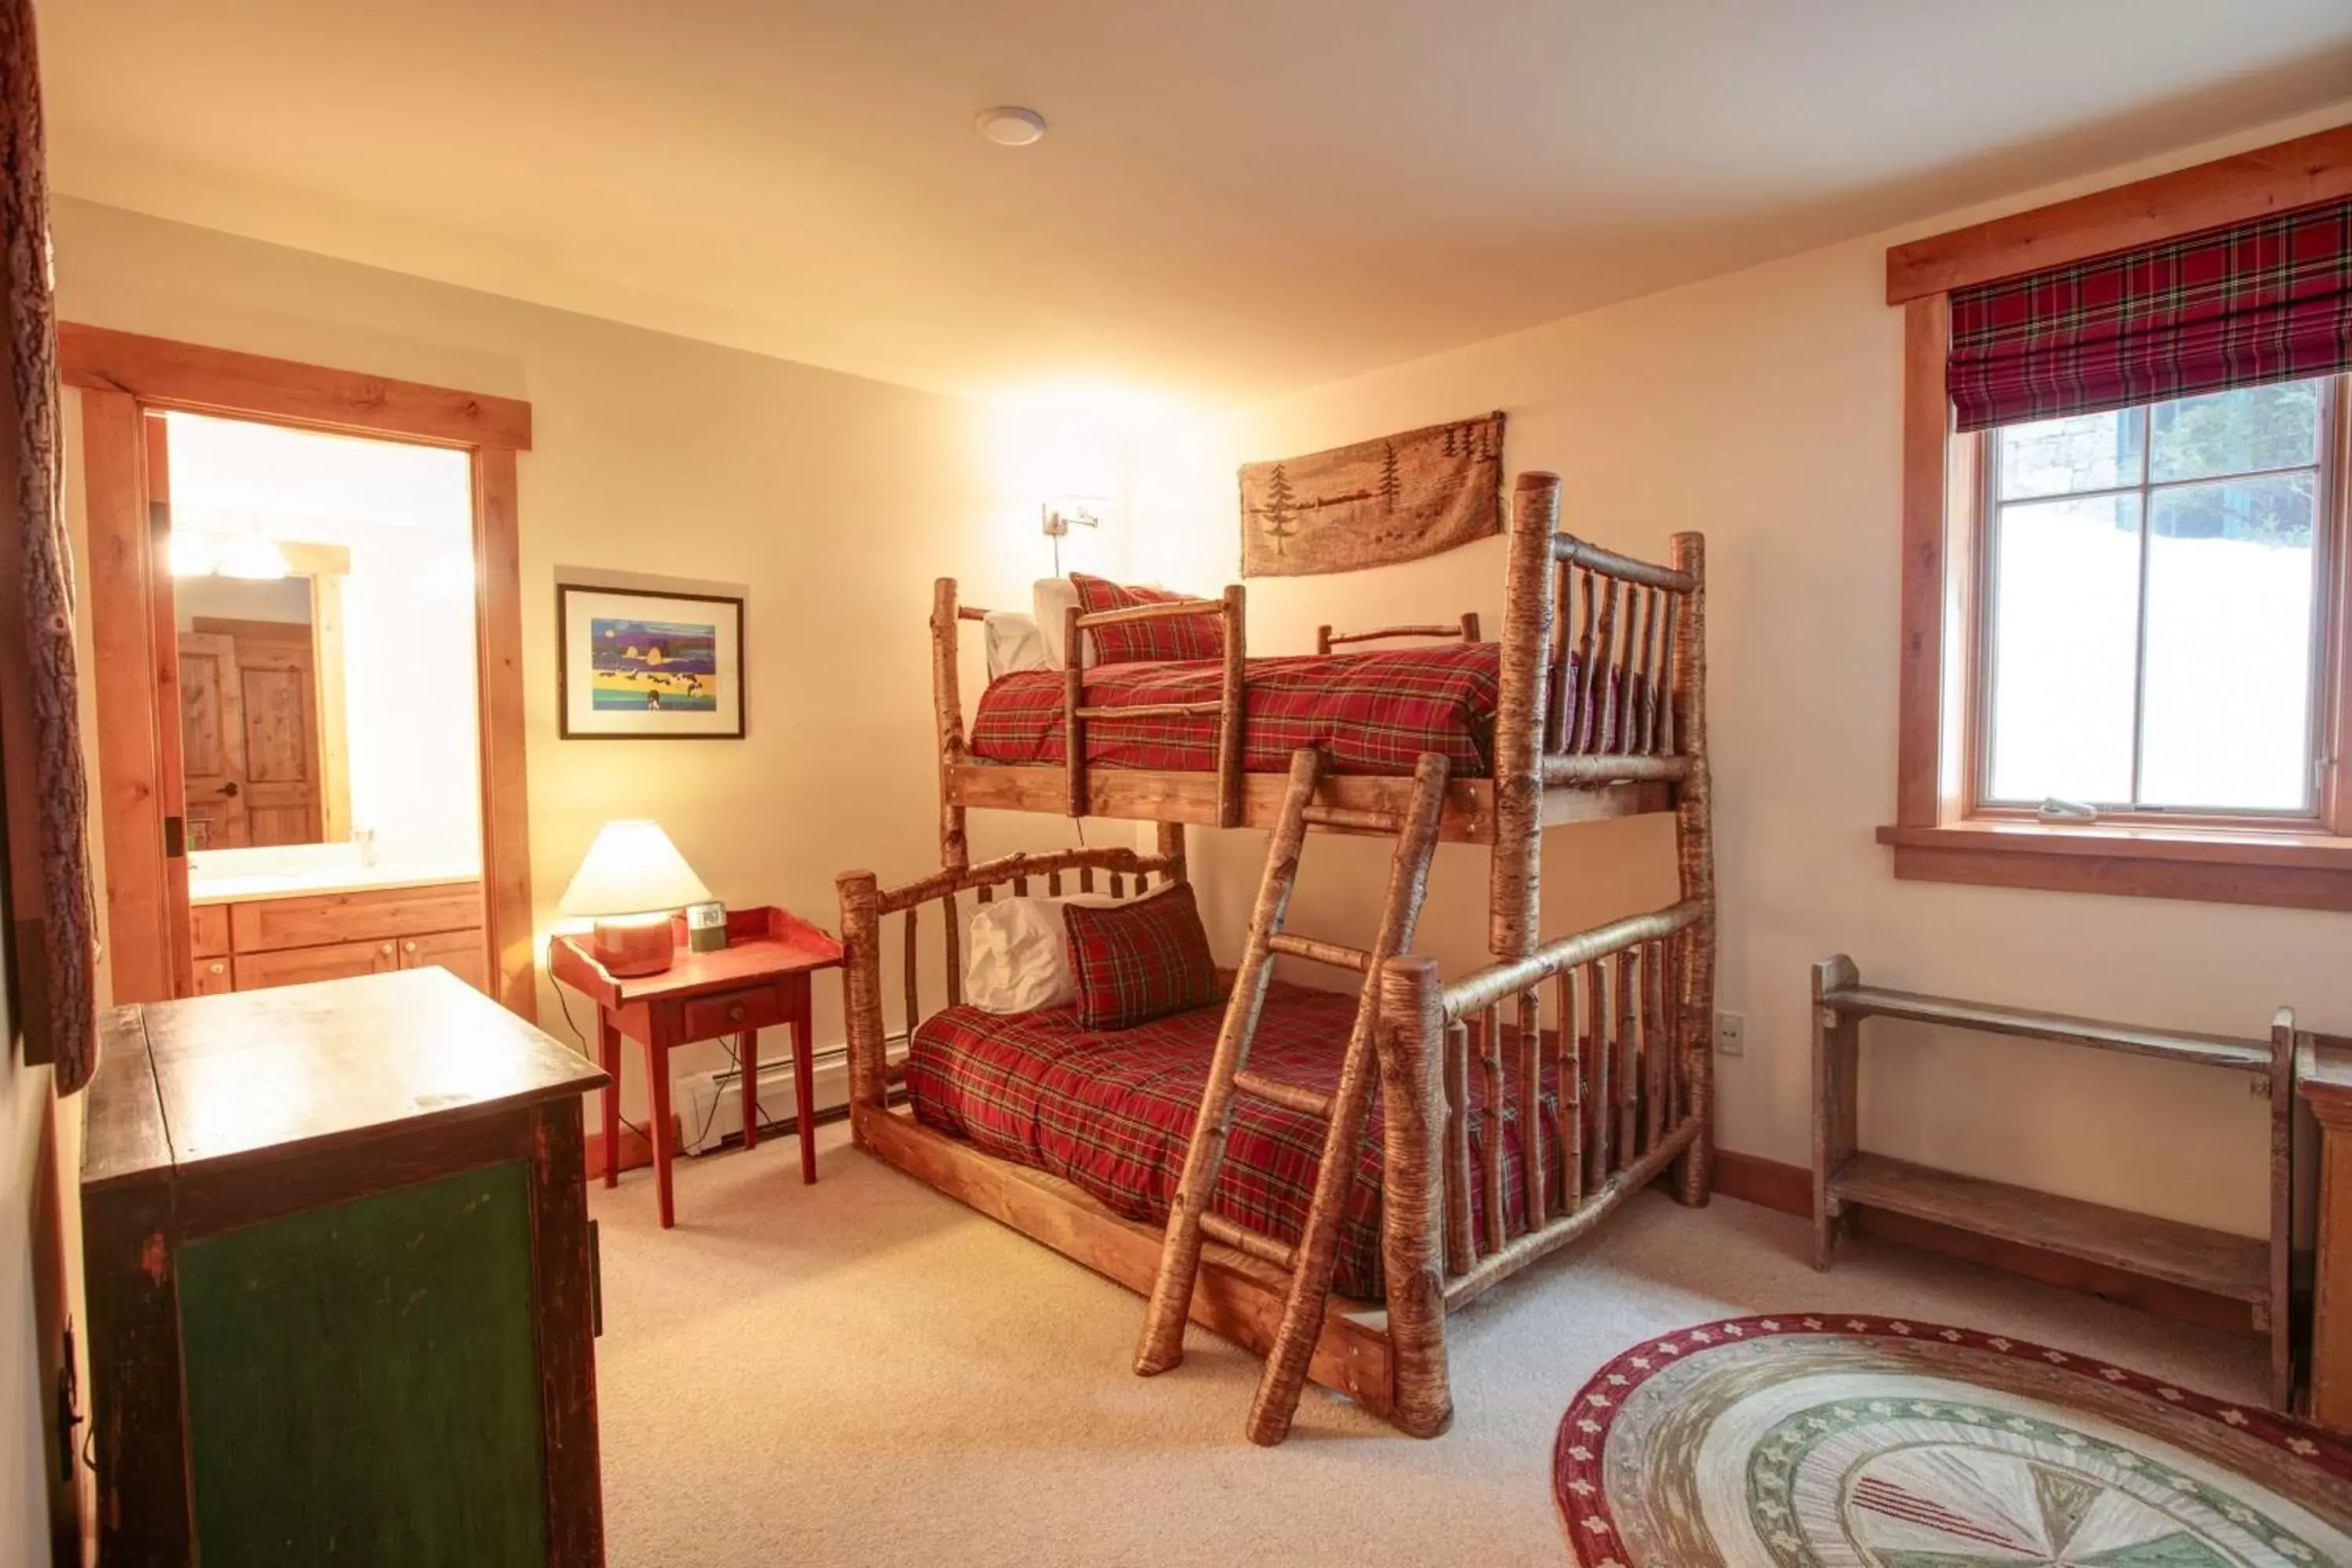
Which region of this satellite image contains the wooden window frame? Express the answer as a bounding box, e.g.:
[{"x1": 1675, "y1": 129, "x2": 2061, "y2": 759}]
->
[
  {"x1": 60, "y1": 325, "x2": 541, "y2": 1017},
  {"x1": 1878, "y1": 122, "x2": 2352, "y2": 913}
]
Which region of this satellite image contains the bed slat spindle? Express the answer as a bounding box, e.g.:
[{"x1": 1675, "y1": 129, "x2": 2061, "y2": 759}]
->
[
  {"x1": 1588, "y1": 960, "x2": 1613, "y2": 1185},
  {"x1": 1444, "y1": 1020, "x2": 1474, "y2": 1275},
  {"x1": 1544, "y1": 561, "x2": 1572, "y2": 753},
  {"x1": 1557, "y1": 967, "x2": 1583, "y2": 1216},
  {"x1": 1581, "y1": 577, "x2": 1618, "y2": 753},
  {"x1": 1615, "y1": 948, "x2": 1639, "y2": 1163},
  {"x1": 1516, "y1": 989, "x2": 1544, "y2": 1236},
  {"x1": 1632, "y1": 587, "x2": 1660, "y2": 755},
  {"x1": 942, "y1": 894, "x2": 962, "y2": 1007},
  {"x1": 1479, "y1": 1005, "x2": 1507, "y2": 1253},
  {"x1": 1656, "y1": 593, "x2": 1680, "y2": 756},
  {"x1": 902, "y1": 907, "x2": 921, "y2": 1036}
]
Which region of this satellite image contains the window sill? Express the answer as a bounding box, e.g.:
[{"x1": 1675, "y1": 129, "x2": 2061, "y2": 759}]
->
[{"x1": 1875, "y1": 821, "x2": 2352, "y2": 913}]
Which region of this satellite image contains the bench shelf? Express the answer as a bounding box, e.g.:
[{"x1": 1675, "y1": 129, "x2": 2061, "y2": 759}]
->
[{"x1": 1810, "y1": 954, "x2": 2298, "y2": 1410}]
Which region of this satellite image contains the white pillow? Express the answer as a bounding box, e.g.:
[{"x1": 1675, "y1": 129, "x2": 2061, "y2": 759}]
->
[
  {"x1": 983, "y1": 611, "x2": 1051, "y2": 680},
  {"x1": 963, "y1": 895, "x2": 1111, "y2": 1014},
  {"x1": 1032, "y1": 578, "x2": 1097, "y2": 670}
]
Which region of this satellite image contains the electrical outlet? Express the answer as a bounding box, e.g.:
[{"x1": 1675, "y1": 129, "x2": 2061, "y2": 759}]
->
[{"x1": 1715, "y1": 1011, "x2": 1745, "y2": 1056}]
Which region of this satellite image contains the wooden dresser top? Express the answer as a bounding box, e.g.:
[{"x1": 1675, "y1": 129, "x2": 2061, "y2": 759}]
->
[{"x1": 85, "y1": 968, "x2": 604, "y2": 1190}]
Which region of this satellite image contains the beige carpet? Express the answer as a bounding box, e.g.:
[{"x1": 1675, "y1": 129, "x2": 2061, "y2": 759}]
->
[{"x1": 590, "y1": 1124, "x2": 2269, "y2": 1566}]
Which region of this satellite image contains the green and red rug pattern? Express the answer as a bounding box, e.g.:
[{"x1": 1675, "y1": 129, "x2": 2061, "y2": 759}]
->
[{"x1": 1554, "y1": 1315, "x2": 2352, "y2": 1566}]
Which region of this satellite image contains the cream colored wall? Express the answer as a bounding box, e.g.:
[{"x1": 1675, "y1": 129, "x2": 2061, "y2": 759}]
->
[
  {"x1": 1132, "y1": 106, "x2": 2352, "y2": 1240},
  {"x1": 52, "y1": 196, "x2": 1121, "y2": 1123}
]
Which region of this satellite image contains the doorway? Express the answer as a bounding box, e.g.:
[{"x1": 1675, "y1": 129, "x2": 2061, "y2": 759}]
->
[{"x1": 64, "y1": 325, "x2": 535, "y2": 1015}]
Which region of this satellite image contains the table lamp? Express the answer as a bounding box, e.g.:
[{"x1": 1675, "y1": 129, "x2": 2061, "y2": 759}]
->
[{"x1": 557, "y1": 819, "x2": 713, "y2": 977}]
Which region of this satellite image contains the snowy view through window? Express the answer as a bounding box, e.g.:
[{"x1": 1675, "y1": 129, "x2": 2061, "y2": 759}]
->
[{"x1": 1985, "y1": 378, "x2": 2328, "y2": 814}]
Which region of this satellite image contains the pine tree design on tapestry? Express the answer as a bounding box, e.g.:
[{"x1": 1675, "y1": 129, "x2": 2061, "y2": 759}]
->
[{"x1": 1238, "y1": 412, "x2": 1504, "y2": 578}]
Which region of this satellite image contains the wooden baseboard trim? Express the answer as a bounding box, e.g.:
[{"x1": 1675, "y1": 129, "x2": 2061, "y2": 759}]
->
[
  {"x1": 1711, "y1": 1150, "x2": 2252, "y2": 1336},
  {"x1": 583, "y1": 1120, "x2": 662, "y2": 1181}
]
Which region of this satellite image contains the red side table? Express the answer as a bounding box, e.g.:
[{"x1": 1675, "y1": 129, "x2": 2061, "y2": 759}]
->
[{"x1": 550, "y1": 906, "x2": 844, "y2": 1229}]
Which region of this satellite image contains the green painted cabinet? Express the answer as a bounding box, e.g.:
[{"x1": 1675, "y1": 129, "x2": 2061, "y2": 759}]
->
[{"x1": 82, "y1": 968, "x2": 608, "y2": 1566}]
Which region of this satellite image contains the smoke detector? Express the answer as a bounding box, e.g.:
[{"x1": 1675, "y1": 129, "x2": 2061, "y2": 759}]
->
[{"x1": 974, "y1": 107, "x2": 1047, "y2": 147}]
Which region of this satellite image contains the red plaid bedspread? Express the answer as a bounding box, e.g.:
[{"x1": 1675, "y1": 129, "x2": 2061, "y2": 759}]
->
[
  {"x1": 969, "y1": 644, "x2": 1501, "y2": 778},
  {"x1": 906, "y1": 981, "x2": 1563, "y2": 1300}
]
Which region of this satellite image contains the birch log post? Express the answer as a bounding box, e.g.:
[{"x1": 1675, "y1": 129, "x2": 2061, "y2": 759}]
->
[
  {"x1": 1217, "y1": 585, "x2": 1247, "y2": 829},
  {"x1": 1669, "y1": 531, "x2": 1716, "y2": 1207},
  {"x1": 931, "y1": 579, "x2": 968, "y2": 870},
  {"x1": 1156, "y1": 820, "x2": 1187, "y2": 886},
  {"x1": 1377, "y1": 954, "x2": 1454, "y2": 1438},
  {"x1": 1063, "y1": 603, "x2": 1087, "y2": 818},
  {"x1": 836, "y1": 870, "x2": 887, "y2": 1134},
  {"x1": 1490, "y1": 471, "x2": 1559, "y2": 959}
]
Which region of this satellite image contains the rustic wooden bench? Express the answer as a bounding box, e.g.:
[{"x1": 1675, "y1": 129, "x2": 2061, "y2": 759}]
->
[{"x1": 1810, "y1": 953, "x2": 2298, "y2": 1409}]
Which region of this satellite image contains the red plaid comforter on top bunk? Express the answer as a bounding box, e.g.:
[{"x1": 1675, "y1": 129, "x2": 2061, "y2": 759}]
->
[
  {"x1": 970, "y1": 643, "x2": 1501, "y2": 778},
  {"x1": 906, "y1": 980, "x2": 1566, "y2": 1300}
]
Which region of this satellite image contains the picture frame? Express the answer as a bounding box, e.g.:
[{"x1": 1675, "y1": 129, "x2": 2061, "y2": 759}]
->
[{"x1": 557, "y1": 584, "x2": 746, "y2": 739}]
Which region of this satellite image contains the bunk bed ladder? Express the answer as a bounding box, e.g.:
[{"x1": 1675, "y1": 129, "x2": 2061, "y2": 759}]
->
[{"x1": 1134, "y1": 744, "x2": 1452, "y2": 1446}]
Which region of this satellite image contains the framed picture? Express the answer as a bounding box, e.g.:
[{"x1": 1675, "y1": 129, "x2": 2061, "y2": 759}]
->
[{"x1": 557, "y1": 585, "x2": 746, "y2": 739}]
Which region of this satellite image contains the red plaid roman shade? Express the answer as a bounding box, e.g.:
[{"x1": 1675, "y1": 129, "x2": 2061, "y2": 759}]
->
[
  {"x1": 1062, "y1": 883, "x2": 1221, "y2": 1030},
  {"x1": 1947, "y1": 197, "x2": 2352, "y2": 432},
  {"x1": 1070, "y1": 572, "x2": 1225, "y2": 663}
]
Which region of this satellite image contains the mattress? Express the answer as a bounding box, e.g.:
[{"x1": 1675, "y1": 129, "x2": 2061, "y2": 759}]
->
[{"x1": 906, "y1": 980, "x2": 1565, "y2": 1299}]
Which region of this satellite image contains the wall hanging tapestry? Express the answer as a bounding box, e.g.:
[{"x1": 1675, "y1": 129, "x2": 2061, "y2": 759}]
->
[
  {"x1": 557, "y1": 584, "x2": 746, "y2": 739},
  {"x1": 1555, "y1": 1313, "x2": 2352, "y2": 1566},
  {"x1": 1238, "y1": 411, "x2": 1504, "y2": 578}
]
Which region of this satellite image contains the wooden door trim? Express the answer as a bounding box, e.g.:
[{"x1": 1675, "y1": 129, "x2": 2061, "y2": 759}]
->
[
  {"x1": 60, "y1": 323, "x2": 532, "y2": 450},
  {"x1": 67, "y1": 328, "x2": 537, "y2": 1018}
]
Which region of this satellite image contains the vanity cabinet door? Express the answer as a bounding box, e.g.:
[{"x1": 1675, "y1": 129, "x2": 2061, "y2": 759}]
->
[
  {"x1": 399, "y1": 929, "x2": 490, "y2": 994},
  {"x1": 235, "y1": 938, "x2": 397, "y2": 992}
]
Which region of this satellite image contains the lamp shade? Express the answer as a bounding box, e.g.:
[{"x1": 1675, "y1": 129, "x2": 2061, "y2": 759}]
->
[{"x1": 557, "y1": 820, "x2": 713, "y2": 918}]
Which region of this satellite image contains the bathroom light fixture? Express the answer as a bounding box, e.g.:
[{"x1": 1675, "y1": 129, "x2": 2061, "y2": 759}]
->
[
  {"x1": 216, "y1": 535, "x2": 292, "y2": 580},
  {"x1": 974, "y1": 107, "x2": 1047, "y2": 147},
  {"x1": 168, "y1": 531, "x2": 219, "y2": 577}
]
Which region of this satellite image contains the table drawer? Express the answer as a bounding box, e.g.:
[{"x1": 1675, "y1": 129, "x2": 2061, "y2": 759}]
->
[{"x1": 681, "y1": 985, "x2": 782, "y2": 1038}]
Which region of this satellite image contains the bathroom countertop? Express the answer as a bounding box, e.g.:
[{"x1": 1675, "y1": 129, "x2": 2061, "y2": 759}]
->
[{"x1": 187, "y1": 863, "x2": 482, "y2": 906}]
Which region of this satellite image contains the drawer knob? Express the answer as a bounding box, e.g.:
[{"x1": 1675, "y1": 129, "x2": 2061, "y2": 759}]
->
[
  {"x1": 727, "y1": 1002, "x2": 746, "y2": 1022},
  {"x1": 209, "y1": 962, "x2": 225, "y2": 975},
  {"x1": 380, "y1": 942, "x2": 394, "y2": 954},
  {"x1": 405, "y1": 941, "x2": 418, "y2": 953}
]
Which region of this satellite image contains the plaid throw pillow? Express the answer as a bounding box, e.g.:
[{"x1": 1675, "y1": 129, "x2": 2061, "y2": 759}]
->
[
  {"x1": 1063, "y1": 882, "x2": 1222, "y2": 1030},
  {"x1": 1069, "y1": 572, "x2": 1225, "y2": 664}
]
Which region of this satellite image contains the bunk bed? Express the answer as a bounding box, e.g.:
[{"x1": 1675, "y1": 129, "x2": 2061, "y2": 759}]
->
[{"x1": 836, "y1": 470, "x2": 1715, "y2": 1438}]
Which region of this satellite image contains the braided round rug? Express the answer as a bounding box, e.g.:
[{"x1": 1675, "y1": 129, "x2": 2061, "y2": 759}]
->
[{"x1": 1554, "y1": 1315, "x2": 2352, "y2": 1566}]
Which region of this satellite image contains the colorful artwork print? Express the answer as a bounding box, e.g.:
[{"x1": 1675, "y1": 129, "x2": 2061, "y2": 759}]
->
[
  {"x1": 589, "y1": 617, "x2": 720, "y2": 712},
  {"x1": 558, "y1": 584, "x2": 745, "y2": 739}
]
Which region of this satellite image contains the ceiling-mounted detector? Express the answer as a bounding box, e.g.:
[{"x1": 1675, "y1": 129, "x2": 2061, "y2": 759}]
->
[{"x1": 974, "y1": 107, "x2": 1047, "y2": 147}]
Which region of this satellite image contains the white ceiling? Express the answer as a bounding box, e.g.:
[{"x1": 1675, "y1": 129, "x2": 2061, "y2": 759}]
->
[{"x1": 40, "y1": 1, "x2": 2352, "y2": 412}]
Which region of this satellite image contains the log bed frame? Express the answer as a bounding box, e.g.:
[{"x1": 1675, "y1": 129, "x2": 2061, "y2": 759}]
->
[{"x1": 837, "y1": 470, "x2": 1717, "y2": 1436}]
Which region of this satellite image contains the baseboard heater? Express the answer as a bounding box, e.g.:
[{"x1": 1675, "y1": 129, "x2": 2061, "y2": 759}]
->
[{"x1": 677, "y1": 1033, "x2": 909, "y2": 1156}]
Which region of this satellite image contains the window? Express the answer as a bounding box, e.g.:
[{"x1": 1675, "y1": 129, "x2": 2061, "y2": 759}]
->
[
  {"x1": 1878, "y1": 124, "x2": 2352, "y2": 912},
  {"x1": 1978, "y1": 376, "x2": 2338, "y2": 822}
]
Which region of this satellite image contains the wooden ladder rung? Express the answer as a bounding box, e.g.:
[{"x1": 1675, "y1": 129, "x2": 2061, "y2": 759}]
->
[
  {"x1": 1202, "y1": 1212, "x2": 1298, "y2": 1272},
  {"x1": 1267, "y1": 932, "x2": 1370, "y2": 972},
  {"x1": 1233, "y1": 1070, "x2": 1335, "y2": 1120},
  {"x1": 1301, "y1": 804, "x2": 1402, "y2": 832}
]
